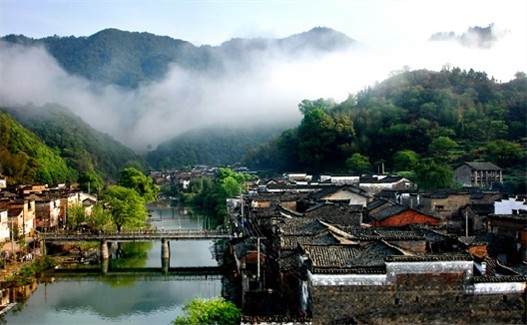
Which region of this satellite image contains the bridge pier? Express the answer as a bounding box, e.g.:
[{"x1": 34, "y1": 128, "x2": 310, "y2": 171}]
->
[
  {"x1": 100, "y1": 239, "x2": 109, "y2": 260},
  {"x1": 161, "y1": 238, "x2": 170, "y2": 274},
  {"x1": 101, "y1": 258, "x2": 109, "y2": 274}
]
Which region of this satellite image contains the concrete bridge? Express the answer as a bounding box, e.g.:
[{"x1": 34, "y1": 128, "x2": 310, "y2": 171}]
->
[
  {"x1": 42, "y1": 229, "x2": 230, "y2": 242},
  {"x1": 41, "y1": 229, "x2": 230, "y2": 265}
]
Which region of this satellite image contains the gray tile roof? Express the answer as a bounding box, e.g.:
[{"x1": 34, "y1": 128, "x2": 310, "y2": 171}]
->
[
  {"x1": 462, "y1": 162, "x2": 502, "y2": 171},
  {"x1": 279, "y1": 231, "x2": 341, "y2": 250},
  {"x1": 366, "y1": 198, "x2": 395, "y2": 212},
  {"x1": 309, "y1": 185, "x2": 368, "y2": 201},
  {"x1": 305, "y1": 202, "x2": 363, "y2": 226},
  {"x1": 369, "y1": 204, "x2": 408, "y2": 221},
  {"x1": 278, "y1": 217, "x2": 328, "y2": 236},
  {"x1": 302, "y1": 244, "x2": 361, "y2": 269},
  {"x1": 346, "y1": 240, "x2": 406, "y2": 268}
]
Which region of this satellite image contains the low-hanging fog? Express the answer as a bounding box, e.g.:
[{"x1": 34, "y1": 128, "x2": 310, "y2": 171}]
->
[{"x1": 0, "y1": 23, "x2": 525, "y2": 152}]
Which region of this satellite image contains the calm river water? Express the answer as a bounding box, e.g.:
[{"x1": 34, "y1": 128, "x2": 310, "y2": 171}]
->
[{"x1": 1, "y1": 202, "x2": 223, "y2": 325}]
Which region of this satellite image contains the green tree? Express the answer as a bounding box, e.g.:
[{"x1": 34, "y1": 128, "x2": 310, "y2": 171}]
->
[
  {"x1": 297, "y1": 108, "x2": 355, "y2": 171},
  {"x1": 118, "y1": 167, "x2": 159, "y2": 203},
  {"x1": 84, "y1": 203, "x2": 114, "y2": 232},
  {"x1": 392, "y1": 150, "x2": 420, "y2": 172},
  {"x1": 173, "y1": 297, "x2": 240, "y2": 325},
  {"x1": 298, "y1": 98, "x2": 336, "y2": 114},
  {"x1": 346, "y1": 153, "x2": 371, "y2": 175},
  {"x1": 66, "y1": 203, "x2": 85, "y2": 231},
  {"x1": 415, "y1": 160, "x2": 455, "y2": 190},
  {"x1": 428, "y1": 136, "x2": 458, "y2": 161},
  {"x1": 102, "y1": 185, "x2": 147, "y2": 231},
  {"x1": 78, "y1": 169, "x2": 104, "y2": 194},
  {"x1": 485, "y1": 140, "x2": 524, "y2": 168}
]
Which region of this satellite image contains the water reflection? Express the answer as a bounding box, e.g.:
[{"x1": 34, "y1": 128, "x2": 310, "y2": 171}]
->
[
  {"x1": 1, "y1": 203, "x2": 224, "y2": 325},
  {"x1": 3, "y1": 279, "x2": 221, "y2": 324}
]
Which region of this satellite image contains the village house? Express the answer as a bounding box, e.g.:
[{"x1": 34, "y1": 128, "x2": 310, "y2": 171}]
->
[
  {"x1": 0, "y1": 174, "x2": 6, "y2": 189},
  {"x1": 8, "y1": 197, "x2": 36, "y2": 236},
  {"x1": 319, "y1": 174, "x2": 359, "y2": 185},
  {"x1": 419, "y1": 190, "x2": 502, "y2": 231},
  {"x1": 304, "y1": 201, "x2": 363, "y2": 227},
  {"x1": 368, "y1": 204, "x2": 441, "y2": 228},
  {"x1": 59, "y1": 191, "x2": 97, "y2": 228},
  {"x1": 283, "y1": 173, "x2": 313, "y2": 185},
  {"x1": 235, "y1": 181, "x2": 527, "y2": 324},
  {"x1": 453, "y1": 161, "x2": 503, "y2": 188},
  {"x1": 494, "y1": 195, "x2": 527, "y2": 214},
  {"x1": 0, "y1": 209, "x2": 9, "y2": 241},
  {"x1": 295, "y1": 240, "x2": 526, "y2": 324},
  {"x1": 35, "y1": 194, "x2": 62, "y2": 231},
  {"x1": 487, "y1": 212, "x2": 527, "y2": 262},
  {"x1": 308, "y1": 185, "x2": 371, "y2": 207},
  {"x1": 7, "y1": 207, "x2": 23, "y2": 237},
  {"x1": 358, "y1": 175, "x2": 416, "y2": 195}
]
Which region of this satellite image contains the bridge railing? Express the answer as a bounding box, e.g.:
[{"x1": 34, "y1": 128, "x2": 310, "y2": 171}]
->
[{"x1": 41, "y1": 229, "x2": 230, "y2": 241}]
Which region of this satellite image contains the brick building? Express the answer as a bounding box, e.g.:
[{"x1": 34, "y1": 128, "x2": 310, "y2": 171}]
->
[{"x1": 369, "y1": 205, "x2": 441, "y2": 227}]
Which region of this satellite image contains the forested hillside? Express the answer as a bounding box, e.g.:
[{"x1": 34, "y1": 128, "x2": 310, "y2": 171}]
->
[
  {"x1": 146, "y1": 126, "x2": 289, "y2": 169},
  {"x1": 2, "y1": 104, "x2": 145, "y2": 182},
  {"x1": 243, "y1": 68, "x2": 526, "y2": 192},
  {"x1": 0, "y1": 110, "x2": 76, "y2": 184}
]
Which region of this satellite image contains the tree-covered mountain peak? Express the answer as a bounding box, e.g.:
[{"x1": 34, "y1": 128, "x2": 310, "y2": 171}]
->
[{"x1": 1, "y1": 27, "x2": 357, "y2": 88}]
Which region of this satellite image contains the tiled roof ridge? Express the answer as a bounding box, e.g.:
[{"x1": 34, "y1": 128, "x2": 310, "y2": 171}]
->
[
  {"x1": 472, "y1": 275, "x2": 527, "y2": 283},
  {"x1": 312, "y1": 266, "x2": 386, "y2": 274},
  {"x1": 463, "y1": 161, "x2": 502, "y2": 170},
  {"x1": 358, "y1": 235, "x2": 425, "y2": 241},
  {"x1": 488, "y1": 214, "x2": 527, "y2": 222},
  {"x1": 318, "y1": 219, "x2": 359, "y2": 241},
  {"x1": 379, "y1": 239, "x2": 414, "y2": 256},
  {"x1": 385, "y1": 253, "x2": 473, "y2": 262}
]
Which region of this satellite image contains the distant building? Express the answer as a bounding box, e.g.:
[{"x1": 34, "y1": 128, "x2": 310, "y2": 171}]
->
[
  {"x1": 0, "y1": 174, "x2": 6, "y2": 189},
  {"x1": 454, "y1": 162, "x2": 503, "y2": 188},
  {"x1": 494, "y1": 196, "x2": 527, "y2": 215},
  {"x1": 0, "y1": 209, "x2": 9, "y2": 240}
]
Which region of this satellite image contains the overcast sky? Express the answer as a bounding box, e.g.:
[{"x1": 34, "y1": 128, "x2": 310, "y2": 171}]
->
[{"x1": 1, "y1": 0, "x2": 526, "y2": 150}]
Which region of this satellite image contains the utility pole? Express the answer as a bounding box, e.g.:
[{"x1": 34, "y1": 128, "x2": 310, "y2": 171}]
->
[
  {"x1": 10, "y1": 219, "x2": 15, "y2": 256},
  {"x1": 257, "y1": 236, "x2": 261, "y2": 289},
  {"x1": 465, "y1": 211, "x2": 469, "y2": 237}
]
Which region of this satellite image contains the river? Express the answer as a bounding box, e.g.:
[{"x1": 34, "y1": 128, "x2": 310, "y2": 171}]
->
[{"x1": 1, "y1": 202, "x2": 224, "y2": 325}]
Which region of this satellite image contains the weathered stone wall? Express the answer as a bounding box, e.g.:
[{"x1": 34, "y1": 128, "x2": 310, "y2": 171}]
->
[
  {"x1": 311, "y1": 277, "x2": 526, "y2": 324},
  {"x1": 421, "y1": 193, "x2": 470, "y2": 220}
]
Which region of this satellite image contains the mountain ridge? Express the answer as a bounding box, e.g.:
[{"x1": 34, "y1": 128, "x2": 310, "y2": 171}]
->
[{"x1": 1, "y1": 27, "x2": 356, "y2": 88}]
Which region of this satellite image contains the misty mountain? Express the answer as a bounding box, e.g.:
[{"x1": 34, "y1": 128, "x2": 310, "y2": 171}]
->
[
  {"x1": 146, "y1": 124, "x2": 291, "y2": 169},
  {"x1": 2, "y1": 27, "x2": 356, "y2": 89},
  {"x1": 2, "y1": 104, "x2": 146, "y2": 181},
  {"x1": 430, "y1": 24, "x2": 502, "y2": 49}
]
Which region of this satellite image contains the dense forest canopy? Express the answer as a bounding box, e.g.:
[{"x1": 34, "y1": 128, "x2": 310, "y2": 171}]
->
[
  {"x1": 0, "y1": 110, "x2": 76, "y2": 184},
  {"x1": 2, "y1": 104, "x2": 146, "y2": 183},
  {"x1": 146, "y1": 125, "x2": 291, "y2": 169},
  {"x1": 243, "y1": 68, "x2": 526, "y2": 192}
]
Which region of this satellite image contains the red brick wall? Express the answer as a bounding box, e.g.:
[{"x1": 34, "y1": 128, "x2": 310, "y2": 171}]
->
[{"x1": 373, "y1": 210, "x2": 440, "y2": 227}]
